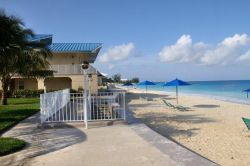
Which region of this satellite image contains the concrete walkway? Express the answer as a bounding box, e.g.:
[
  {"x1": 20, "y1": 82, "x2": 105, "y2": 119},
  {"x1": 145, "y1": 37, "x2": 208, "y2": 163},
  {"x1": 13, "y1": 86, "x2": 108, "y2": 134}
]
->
[
  {"x1": 0, "y1": 113, "x2": 86, "y2": 166},
  {"x1": 0, "y1": 112, "x2": 216, "y2": 166},
  {"x1": 31, "y1": 124, "x2": 179, "y2": 166}
]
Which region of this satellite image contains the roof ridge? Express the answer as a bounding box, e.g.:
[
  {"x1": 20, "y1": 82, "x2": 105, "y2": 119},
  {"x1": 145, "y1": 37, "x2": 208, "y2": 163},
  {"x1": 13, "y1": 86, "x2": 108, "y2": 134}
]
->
[
  {"x1": 48, "y1": 43, "x2": 102, "y2": 53},
  {"x1": 51, "y1": 42, "x2": 102, "y2": 44}
]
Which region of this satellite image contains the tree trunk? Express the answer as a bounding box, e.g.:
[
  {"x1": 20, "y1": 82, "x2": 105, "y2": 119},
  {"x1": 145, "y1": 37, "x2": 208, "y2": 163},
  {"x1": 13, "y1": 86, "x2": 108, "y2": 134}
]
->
[{"x1": 1, "y1": 78, "x2": 10, "y2": 105}]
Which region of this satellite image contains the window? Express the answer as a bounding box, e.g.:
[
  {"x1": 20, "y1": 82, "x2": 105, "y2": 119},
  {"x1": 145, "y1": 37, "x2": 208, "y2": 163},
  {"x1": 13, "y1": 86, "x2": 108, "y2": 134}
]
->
[{"x1": 18, "y1": 80, "x2": 24, "y2": 90}]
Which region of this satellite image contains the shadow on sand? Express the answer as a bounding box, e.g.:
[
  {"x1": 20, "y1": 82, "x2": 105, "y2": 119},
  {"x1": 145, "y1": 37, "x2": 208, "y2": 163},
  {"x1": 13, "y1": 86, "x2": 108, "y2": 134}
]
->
[
  {"x1": 126, "y1": 92, "x2": 193, "y2": 111},
  {"x1": 126, "y1": 91, "x2": 218, "y2": 164},
  {"x1": 126, "y1": 92, "x2": 216, "y2": 139},
  {"x1": 193, "y1": 104, "x2": 220, "y2": 108},
  {"x1": 126, "y1": 92, "x2": 169, "y2": 103},
  {"x1": 132, "y1": 111, "x2": 216, "y2": 138},
  {"x1": 161, "y1": 97, "x2": 176, "y2": 100}
]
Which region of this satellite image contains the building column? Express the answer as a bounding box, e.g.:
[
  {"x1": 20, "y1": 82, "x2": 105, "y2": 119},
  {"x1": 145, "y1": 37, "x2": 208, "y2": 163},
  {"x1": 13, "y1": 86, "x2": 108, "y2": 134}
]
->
[{"x1": 37, "y1": 78, "x2": 45, "y2": 90}]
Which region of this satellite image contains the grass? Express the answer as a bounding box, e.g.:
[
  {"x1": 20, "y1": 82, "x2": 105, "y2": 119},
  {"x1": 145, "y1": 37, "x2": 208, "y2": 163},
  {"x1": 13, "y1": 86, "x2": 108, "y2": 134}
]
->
[
  {"x1": 0, "y1": 137, "x2": 26, "y2": 156},
  {"x1": 0, "y1": 98, "x2": 39, "y2": 156},
  {"x1": 0, "y1": 98, "x2": 39, "y2": 134}
]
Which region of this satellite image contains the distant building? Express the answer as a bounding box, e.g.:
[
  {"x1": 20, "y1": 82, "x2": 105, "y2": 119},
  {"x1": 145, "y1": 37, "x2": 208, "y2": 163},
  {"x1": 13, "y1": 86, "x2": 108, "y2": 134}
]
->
[{"x1": 121, "y1": 78, "x2": 128, "y2": 82}]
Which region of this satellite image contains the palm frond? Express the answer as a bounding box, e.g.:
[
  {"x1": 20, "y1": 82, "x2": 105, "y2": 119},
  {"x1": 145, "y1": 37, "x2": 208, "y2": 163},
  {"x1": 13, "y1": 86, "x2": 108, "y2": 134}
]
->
[{"x1": 0, "y1": 10, "x2": 53, "y2": 79}]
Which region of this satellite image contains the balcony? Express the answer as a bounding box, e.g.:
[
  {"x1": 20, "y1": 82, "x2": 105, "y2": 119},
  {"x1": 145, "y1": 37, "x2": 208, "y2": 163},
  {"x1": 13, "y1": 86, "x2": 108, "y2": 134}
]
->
[{"x1": 50, "y1": 64, "x2": 97, "y2": 75}]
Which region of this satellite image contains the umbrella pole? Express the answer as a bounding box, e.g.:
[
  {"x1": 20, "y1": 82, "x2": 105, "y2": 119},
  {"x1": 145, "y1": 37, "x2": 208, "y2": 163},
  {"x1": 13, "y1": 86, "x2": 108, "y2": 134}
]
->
[{"x1": 176, "y1": 86, "x2": 178, "y2": 104}]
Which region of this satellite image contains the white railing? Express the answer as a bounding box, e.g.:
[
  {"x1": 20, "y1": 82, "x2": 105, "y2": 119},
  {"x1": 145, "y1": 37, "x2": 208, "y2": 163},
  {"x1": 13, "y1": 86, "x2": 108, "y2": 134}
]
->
[
  {"x1": 40, "y1": 89, "x2": 70, "y2": 123},
  {"x1": 40, "y1": 90, "x2": 126, "y2": 123},
  {"x1": 50, "y1": 64, "x2": 98, "y2": 75},
  {"x1": 50, "y1": 64, "x2": 82, "y2": 75}
]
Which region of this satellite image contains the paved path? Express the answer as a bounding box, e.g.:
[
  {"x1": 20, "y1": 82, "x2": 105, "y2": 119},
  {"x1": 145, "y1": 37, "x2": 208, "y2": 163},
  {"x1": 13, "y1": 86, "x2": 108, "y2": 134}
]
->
[
  {"x1": 0, "y1": 112, "x2": 217, "y2": 166},
  {"x1": 0, "y1": 113, "x2": 86, "y2": 166}
]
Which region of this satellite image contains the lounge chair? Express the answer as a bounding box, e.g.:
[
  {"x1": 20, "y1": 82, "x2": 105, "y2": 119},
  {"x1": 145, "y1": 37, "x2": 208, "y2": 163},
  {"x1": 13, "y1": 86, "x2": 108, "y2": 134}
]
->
[
  {"x1": 162, "y1": 99, "x2": 189, "y2": 111},
  {"x1": 162, "y1": 100, "x2": 176, "y2": 109},
  {"x1": 162, "y1": 100, "x2": 186, "y2": 111},
  {"x1": 176, "y1": 105, "x2": 190, "y2": 111},
  {"x1": 242, "y1": 117, "x2": 250, "y2": 130}
]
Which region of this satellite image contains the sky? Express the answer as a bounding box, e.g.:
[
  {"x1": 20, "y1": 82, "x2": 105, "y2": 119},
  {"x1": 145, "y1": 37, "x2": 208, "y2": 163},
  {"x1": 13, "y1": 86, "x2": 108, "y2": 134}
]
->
[{"x1": 1, "y1": 0, "x2": 250, "y2": 81}]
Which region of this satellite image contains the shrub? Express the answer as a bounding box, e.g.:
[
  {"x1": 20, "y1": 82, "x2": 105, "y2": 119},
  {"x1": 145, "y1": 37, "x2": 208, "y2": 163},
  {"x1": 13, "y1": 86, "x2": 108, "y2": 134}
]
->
[
  {"x1": 98, "y1": 88, "x2": 109, "y2": 92},
  {"x1": 78, "y1": 86, "x2": 83, "y2": 92},
  {"x1": 11, "y1": 89, "x2": 45, "y2": 98},
  {"x1": 10, "y1": 89, "x2": 79, "y2": 98},
  {"x1": 70, "y1": 89, "x2": 77, "y2": 93}
]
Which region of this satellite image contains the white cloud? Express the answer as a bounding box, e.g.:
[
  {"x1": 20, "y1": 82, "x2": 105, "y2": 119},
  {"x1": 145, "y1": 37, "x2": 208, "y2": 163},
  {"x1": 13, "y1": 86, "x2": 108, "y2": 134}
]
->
[
  {"x1": 221, "y1": 34, "x2": 249, "y2": 47},
  {"x1": 159, "y1": 35, "x2": 209, "y2": 63},
  {"x1": 201, "y1": 34, "x2": 250, "y2": 65},
  {"x1": 99, "y1": 43, "x2": 135, "y2": 68},
  {"x1": 159, "y1": 34, "x2": 250, "y2": 65},
  {"x1": 238, "y1": 50, "x2": 250, "y2": 61}
]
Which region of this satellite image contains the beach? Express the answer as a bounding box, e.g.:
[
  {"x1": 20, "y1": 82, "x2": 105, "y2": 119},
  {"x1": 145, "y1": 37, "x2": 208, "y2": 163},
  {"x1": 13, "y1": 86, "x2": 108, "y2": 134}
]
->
[{"x1": 127, "y1": 88, "x2": 250, "y2": 166}]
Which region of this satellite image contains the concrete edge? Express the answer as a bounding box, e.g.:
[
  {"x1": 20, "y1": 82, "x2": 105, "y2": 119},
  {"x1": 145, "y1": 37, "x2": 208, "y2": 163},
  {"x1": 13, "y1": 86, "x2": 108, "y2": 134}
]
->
[{"x1": 37, "y1": 120, "x2": 128, "y2": 129}]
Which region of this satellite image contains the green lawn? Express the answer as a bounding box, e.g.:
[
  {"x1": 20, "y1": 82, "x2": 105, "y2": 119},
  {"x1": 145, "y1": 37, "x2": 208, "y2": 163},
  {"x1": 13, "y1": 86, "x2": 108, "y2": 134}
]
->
[
  {"x1": 0, "y1": 137, "x2": 26, "y2": 156},
  {"x1": 0, "y1": 98, "x2": 40, "y2": 134},
  {"x1": 0, "y1": 98, "x2": 39, "y2": 156}
]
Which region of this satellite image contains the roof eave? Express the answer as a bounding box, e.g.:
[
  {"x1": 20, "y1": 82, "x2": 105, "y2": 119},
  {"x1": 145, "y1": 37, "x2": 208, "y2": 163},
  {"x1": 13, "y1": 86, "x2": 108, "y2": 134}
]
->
[
  {"x1": 28, "y1": 34, "x2": 53, "y2": 42},
  {"x1": 51, "y1": 51, "x2": 98, "y2": 63}
]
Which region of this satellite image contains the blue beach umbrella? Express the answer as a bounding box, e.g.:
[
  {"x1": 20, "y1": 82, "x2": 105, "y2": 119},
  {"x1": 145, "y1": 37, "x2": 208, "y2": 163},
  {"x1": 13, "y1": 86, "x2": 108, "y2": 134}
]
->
[
  {"x1": 243, "y1": 89, "x2": 250, "y2": 98},
  {"x1": 138, "y1": 80, "x2": 156, "y2": 94},
  {"x1": 163, "y1": 78, "x2": 191, "y2": 104},
  {"x1": 123, "y1": 82, "x2": 133, "y2": 90},
  {"x1": 123, "y1": 82, "x2": 133, "y2": 86}
]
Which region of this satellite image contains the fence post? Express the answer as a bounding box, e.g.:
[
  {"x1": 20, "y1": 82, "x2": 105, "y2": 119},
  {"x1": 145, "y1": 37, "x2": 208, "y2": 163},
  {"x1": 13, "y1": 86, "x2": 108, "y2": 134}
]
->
[
  {"x1": 123, "y1": 92, "x2": 126, "y2": 120},
  {"x1": 40, "y1": 94, "x2": 43, "y2": 124},
  {"x1": 83, "y1": 70, "x2": 88, "y2": 129}
]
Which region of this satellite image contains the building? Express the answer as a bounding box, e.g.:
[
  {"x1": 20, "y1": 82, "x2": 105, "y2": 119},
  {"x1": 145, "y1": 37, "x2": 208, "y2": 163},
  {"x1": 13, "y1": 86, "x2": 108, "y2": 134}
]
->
[
  {"x1": 121, "y1": 78, "x2": 128, "y2": 82},
  {"x1": 6, "y1": 34, "x2": 103, "y2": 93}
]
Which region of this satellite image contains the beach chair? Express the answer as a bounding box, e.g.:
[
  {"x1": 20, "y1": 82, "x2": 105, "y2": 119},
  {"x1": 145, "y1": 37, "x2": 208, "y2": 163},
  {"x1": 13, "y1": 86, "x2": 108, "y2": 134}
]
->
[
  {"x1": 242, "y1": 117, "x2": 250, "y2": 130},
  {"x1": 162, "y1": 99, "x2": 189, "y2": 111},
  {"x1": 176, "y1": 105, "x2": 190, "y2": 111},
  {"x1": 162, "y1": 100, "x2": 175, "y2": 109}
]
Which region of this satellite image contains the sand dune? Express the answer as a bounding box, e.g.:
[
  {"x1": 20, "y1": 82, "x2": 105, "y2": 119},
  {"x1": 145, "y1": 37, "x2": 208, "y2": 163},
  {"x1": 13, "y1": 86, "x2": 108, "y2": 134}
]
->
[{"x1": 127, "y1": 88, "x2": 250, "y2": 166}]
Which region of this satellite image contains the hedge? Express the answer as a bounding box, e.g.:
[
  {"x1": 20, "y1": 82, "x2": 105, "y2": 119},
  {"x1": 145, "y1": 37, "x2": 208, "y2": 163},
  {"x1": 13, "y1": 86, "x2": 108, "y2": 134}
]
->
[
  {"x1": 0, "y1": 89, "x2": 78, "y2": 98},
  {"x1": 11, "y1": 89, "x2": 45, "y2": 98}
]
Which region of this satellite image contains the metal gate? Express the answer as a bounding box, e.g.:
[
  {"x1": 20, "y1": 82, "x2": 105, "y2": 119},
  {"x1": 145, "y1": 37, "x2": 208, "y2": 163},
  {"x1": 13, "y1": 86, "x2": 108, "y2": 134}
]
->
[{"x1": 40, "y1": 89, "x2": 126, "y2": 123}]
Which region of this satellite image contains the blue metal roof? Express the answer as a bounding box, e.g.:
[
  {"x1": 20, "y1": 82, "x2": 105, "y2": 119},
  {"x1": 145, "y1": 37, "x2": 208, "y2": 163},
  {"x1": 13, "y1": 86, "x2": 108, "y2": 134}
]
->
[
  {"x1": 27, "y1": 34, "x2": 102, "y2": 53},
  {"x1": 48, "y1": 43, "x2": 102, "y2": 53},
  {"x1": 27, "y1": 34, "x2": 53, "y2": 42}
]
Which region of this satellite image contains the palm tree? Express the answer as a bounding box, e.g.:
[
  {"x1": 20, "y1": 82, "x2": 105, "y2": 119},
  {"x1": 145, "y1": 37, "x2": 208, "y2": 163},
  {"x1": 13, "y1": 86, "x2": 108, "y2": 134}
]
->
[{"x1": 0, "y1": 10, "x2": 53, "y2": 105}]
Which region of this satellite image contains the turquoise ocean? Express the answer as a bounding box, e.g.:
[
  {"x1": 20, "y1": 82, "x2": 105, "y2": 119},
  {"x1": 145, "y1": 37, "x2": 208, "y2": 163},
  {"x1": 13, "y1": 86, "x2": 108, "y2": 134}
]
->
[{"x1": 136, "y1": 80, "x2": 250, "y2": 104}]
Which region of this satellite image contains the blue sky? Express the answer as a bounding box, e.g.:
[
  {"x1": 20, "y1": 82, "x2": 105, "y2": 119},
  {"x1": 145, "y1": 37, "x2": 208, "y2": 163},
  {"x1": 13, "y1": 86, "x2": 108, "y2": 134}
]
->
[{"x1": 2, "y1": 0, "x2": 250, "y2": 81}]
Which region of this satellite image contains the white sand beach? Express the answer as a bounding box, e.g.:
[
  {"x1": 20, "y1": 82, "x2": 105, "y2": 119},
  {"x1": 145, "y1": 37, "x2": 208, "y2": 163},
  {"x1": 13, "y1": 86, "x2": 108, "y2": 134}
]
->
[{"x1": 127, "y1": 88, "x2": 250, "y2": 166}]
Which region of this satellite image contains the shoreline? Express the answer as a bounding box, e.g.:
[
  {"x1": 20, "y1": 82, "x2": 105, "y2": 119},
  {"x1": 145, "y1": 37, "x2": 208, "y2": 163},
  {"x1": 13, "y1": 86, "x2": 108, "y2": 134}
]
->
[
  {"x1": 122, "y1": 85, "x2": 250, "y2": 106},
  {"x1": 152, "y1": 89, "x2": 250, "y2": 106}
]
